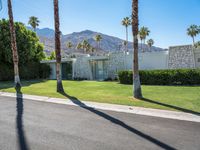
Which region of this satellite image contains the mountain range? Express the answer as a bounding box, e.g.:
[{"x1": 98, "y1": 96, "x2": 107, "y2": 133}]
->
[{"x1": 28, "y1": 27, "x2": 166, "y2": 55}]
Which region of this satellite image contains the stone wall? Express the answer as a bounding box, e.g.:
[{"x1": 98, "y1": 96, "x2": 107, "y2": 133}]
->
[
  {"x1": 107, "y1": 52, "x2": 127, "y2": 79},
  {"x1": 168, "y1": 45, "x2": 198, "y2": 69}
]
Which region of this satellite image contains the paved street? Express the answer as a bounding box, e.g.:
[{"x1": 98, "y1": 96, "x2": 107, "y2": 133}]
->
[{"x1": 0, "y1": 95, "x2": 200, "y2": 150}]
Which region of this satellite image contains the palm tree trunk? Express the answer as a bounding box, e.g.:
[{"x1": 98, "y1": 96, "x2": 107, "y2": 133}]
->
[
  {"x1": 132, "y1": 0, "x2": 142, "y2": 99},
  {"x1": 141, "y1": 40, "x2": 143, "y2": 53},
  {"x1": 7, "y1": 0, "x2": 21, "y2": 89},
  {"x1": 98, "y1": 41, "x2": 100, "y2": 50},
  {"x1": 192, "y1": 36, "x2": 195, "y2": 46},
  {"x1": 126, "y1": 26, "x2": 128, "y2": 52},
  {"x1": 54, "y1": 0, "x2": 64, "y2": 92}
]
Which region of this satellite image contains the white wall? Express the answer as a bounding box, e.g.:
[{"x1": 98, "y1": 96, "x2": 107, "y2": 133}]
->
[
  {"x1": 139, "y1": 51, "x2": 169, "y2": 70},
  {"x1": 44, "y1": 51, "x2": 169, "y2": 80}
]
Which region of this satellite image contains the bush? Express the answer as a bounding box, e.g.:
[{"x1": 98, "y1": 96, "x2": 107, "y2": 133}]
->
[
  {"x1": 0, "y1": 63, "x2": 51, "y2": 81},
  {"x1": 118, "y1": 69, "x2": 200, "y2": 85},
  {"x1": 0, "y1": 64, "x2": 13, "y2": 81},
  {"x1": 118, "y1": 71, "x2": 133, "y2": 84}
]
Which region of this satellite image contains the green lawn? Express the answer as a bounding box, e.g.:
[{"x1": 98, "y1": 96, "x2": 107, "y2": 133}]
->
[{"x1": 0, "y1": 80, "x2": 200, "y2": 113}]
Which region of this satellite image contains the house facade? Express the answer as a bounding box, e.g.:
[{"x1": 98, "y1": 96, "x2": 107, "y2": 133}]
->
[
  {"x1": 41, "y1": 45, "x2": 200, "y2": 81},
  {"x1": 41, "y1": 51, "x2": 168, "y2": 80}
]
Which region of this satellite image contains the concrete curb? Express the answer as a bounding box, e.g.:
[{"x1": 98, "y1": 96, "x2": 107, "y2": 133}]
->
[{"x1": 0, "y1": 91, "x2": 200, "y2": 123}]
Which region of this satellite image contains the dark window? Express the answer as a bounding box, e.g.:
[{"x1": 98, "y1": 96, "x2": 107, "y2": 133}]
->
[{"x1": 198, "y1": 58, "x2": 200, "y2": 62}]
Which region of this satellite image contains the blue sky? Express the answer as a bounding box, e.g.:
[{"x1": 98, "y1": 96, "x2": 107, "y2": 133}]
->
[{"x1": 0, "y1": 0, "x2": 200, "y2": 48}]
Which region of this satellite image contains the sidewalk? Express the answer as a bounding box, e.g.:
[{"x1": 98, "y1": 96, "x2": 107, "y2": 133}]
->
[{"x1": 0, "y1": 91, "x2": 200, "y2": 123}]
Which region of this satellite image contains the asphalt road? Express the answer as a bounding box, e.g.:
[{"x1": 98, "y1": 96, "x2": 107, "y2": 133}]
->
[{"x1": 0, "y1": 95, "x2": 200, "y2": 150}]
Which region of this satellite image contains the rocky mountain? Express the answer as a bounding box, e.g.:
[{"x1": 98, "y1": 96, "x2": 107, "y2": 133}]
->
[{"x1": 29, "y1": 27, "x2": 166, "y2": 55}]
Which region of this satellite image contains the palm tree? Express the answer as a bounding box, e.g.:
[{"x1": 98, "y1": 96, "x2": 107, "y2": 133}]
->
[
  {"x1": 54, "y1": 0, "x2": 64, "y2": 92},
  {"x1": 7, "y1": 0, "x2": 21, "y2": 89},
  {"x1": 89, "y1": 46, "x2": 96, "y2": 54},
  {"x1": 76, "y1": 42, "x2": 82, "y2": 50},
  {"x1": 147, "y1": 39, "x2": 154, "y2": 51},
  {"x1": 81, "y1": 39, "x2": 90, "y2": 53},
  {"x1": 132, "y1": 0, "x2": 142, "y2": 99},
  {"x1": 123, "y1": 41, "x2": 128, "y2": 51},
  {"x1": 28, "y1": 16, "x2": 40, "y2": 32},
  {"x1": 187, "y1": 25, "x2": 199, "y2": 46},
  {"x1": 94, "y1": 34, "x2": 102, "y2": 50},
  {"x1": 139, "y1": 26, "x2": 150, "y2": 52},
  {"x1": 122, "y1": 17, "x2": 132, "y2": 52},
  {"x1": 138, "y1": 30, "x2": 145, "y2": 52},
  {"x1": 66, "y1": 41, "x2": 73, "y2": 49}
]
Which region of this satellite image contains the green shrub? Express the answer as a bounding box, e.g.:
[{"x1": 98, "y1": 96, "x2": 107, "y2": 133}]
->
[
  {"x1": 118, "y1": 69, "x2": 200, "y2": 85},
  {"x1": 0, "y1": 63, "x2": 51, "y2": 81},
  {"x1": 118, "y1": 71, "x2": 132, "y2": 84},
  {"x1": 0, "y1": 64, "x2": 13, "y2": 81}
]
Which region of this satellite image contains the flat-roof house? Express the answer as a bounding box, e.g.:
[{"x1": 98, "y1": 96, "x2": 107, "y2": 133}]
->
[{"x1": 41, "y1": 51, "x2": 169, "y2": 80}]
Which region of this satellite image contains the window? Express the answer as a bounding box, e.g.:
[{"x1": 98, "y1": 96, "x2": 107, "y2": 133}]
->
[{"x1": 198, "y1": 58, "x2": 200, "y2": 62}]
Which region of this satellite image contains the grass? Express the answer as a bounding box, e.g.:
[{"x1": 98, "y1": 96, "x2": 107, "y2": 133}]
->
[{"x1": 0, "y1": 80, "x2": 200, "y2": 113}]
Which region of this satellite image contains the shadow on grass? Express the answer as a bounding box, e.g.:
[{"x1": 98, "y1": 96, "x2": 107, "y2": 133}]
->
[
  {"x1": 59, "y1": 91, "x2": 176, "y2": 150},
  {"x1": 0, "y1": 80, "x2": 47, "y2": 90},
  {"x1": 142, "y1": 98, "x2": 200, "y2": 116},
  {"x1": 16, "y1": 87, "x2": 30, "y2": 150}
]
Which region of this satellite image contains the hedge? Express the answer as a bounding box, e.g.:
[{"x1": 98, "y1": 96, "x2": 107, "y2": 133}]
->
[
  {"x1": 0, "y1": 62, "x2": 51, "y2": 81},
  {"x1": 118, "y1": 69, "x2": 200, "y2": 85}
]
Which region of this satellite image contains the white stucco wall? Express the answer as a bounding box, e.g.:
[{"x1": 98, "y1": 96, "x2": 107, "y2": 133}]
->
[
  {"x1": 106, "y1": 51, "x2": 168, "y2": 79},
  {"x1": 139, "y1": 51, "x2": 169, "y2": 70}
]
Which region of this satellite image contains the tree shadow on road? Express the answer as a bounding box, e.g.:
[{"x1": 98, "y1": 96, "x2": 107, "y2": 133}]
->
[
  {"x1": 59, "y1": 91, "x2": 177, "y2": 150},
  {"x1": 142, "y1": 98, "x2": 200, "y2": 116},
  {"x1": 16, "y1": 86, "x2": 30, "y2": 150}
]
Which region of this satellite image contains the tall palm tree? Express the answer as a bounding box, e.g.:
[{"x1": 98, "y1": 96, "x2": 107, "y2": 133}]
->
[
  {"x1": 7, "y1": 0, "x2": 21, "y2": 89},
  {"x1": 187, "y1": 25, "x2": 199, "y2": 46},
  {"x1": 139, "y1": 26, "x2": 150, "y2": 52},
  {"x1": 132, "y1": 0, "x2": 142, "y2": 99},
  {"x1": 94, "y1": 34, "x2": 102, "y2": 50},
  {"x1": 122, "y1": 17, "x2": 132, "y2": 52},
  {"x1": 54, "y1": 0, "x2": 64, "y2": 92},
  {"x1": 147, "y1": 39, "x2": 154, "y2": 51},
  {"x1": 28, "y1": 16, "x2": 40, "y2": 32}
]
